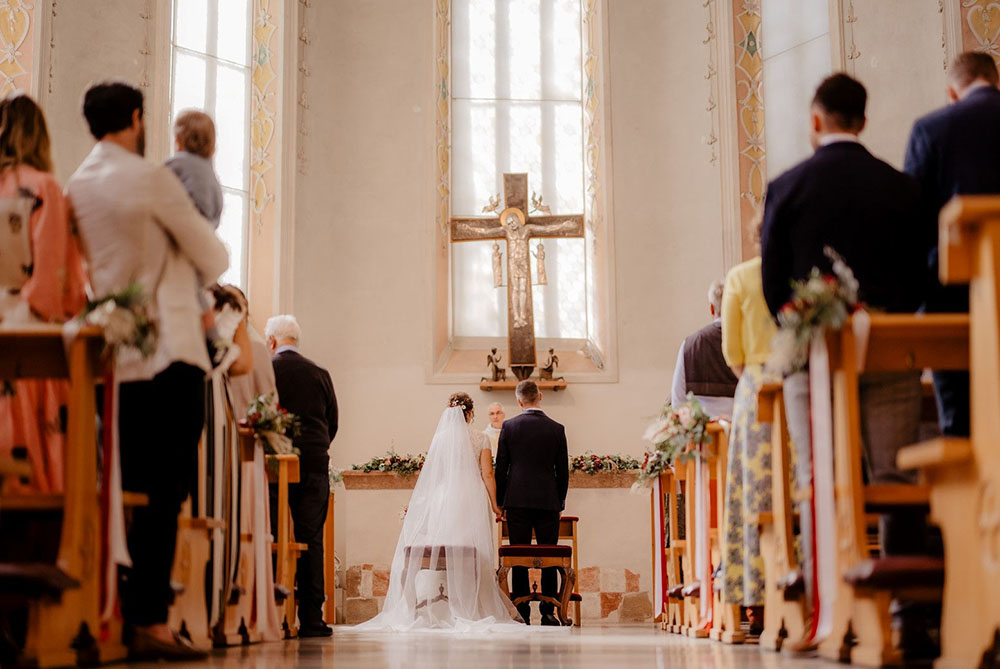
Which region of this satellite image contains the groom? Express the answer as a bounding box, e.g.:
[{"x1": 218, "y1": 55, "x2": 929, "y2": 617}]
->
[{"x1": 494, "y1": 380, "x2": 569, "y2": 625}]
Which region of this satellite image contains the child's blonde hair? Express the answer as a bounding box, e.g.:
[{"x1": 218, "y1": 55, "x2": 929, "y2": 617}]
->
[{"x1": 173, "y1": 109, "x2": 215, "y2": 158}]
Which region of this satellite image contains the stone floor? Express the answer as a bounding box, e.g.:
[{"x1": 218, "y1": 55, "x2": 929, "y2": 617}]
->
[{"x1": 125, "y1": 626, "x2": 842, "y2": 668}]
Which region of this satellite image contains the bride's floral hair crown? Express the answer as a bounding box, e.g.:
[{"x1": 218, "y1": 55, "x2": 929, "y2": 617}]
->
[{"x1": 448, "y1": 392, "x2": 474, "y2": 418}]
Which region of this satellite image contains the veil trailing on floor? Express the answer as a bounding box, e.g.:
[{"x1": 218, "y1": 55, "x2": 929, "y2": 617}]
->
[{"x1": 351, "y1": 407, "x2": 522, "y2": 632}]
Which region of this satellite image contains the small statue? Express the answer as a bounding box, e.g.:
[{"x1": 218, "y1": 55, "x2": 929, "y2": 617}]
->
[
  {"x1": 492, "y1": 242, "x2": 503, "y2": 287},
  {"x1": 533, "y1": 242, "x2": 547, "y2": 285},
  {"x1": 483, "y1": 347, "x2": 507, "y2": 382},
  {"x1": 539, "y1": 347, "x2": 562, "y2": 381}
]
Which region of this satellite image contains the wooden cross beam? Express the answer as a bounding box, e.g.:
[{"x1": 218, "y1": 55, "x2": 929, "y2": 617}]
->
[{"x1": 450, "y1": 173, "x2": 584, "y2": 380}]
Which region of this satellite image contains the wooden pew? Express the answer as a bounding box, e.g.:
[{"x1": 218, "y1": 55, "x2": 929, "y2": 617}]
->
[
  {"x1": 896, "y1": 195, "x2": 1000, "y2": 668},
  {"x1": 663, "y1": 467, "x2": 686, "y2": 633},
  {"x1": 168, "y1": 497, "x2": 223, "y2": 650},
  {"x1": 706, "y1": 422, "x2": 743, "y2": 644},
  {"x1": 818, "y1": 313, "x2": 968, "y2": 666},
  {"x1": 651, "y1": 468, "x2": 685, "y2": 632},
  {"x1": 0, "y1": 326, "x2": 130, "y2": 667},
  {"x1": 323, "y1": 490, "x2": 337, "y2": 624},
  {"x1": 755, "y1": 381, "x2": 809, "y2": 652},
  {"x1": 267, "y1": 453, "x2": 305, "y2": 637}
]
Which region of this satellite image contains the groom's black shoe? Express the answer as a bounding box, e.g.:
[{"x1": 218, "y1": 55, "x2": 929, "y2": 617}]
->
[
  {"x1": 517, "y1": 606, "x2": 532, "y2": 624},
  {"x1": 299, "y1": 622, "x2": 333, "y2": 638},
  {"x1": 540, "y1": 613, "x2": 561, "y2": 627}
]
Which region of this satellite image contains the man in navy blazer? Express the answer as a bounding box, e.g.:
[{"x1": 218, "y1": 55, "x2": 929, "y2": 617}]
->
[
  {"x1": 903, "y1": 51, "x2": 1000, "y2": 437},
  {"x1": 494, "y1": 380, "x2": 569, "y2": 625}
]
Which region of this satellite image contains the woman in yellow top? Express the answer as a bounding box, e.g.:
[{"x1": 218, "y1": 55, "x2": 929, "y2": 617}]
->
[{"x1": 720, "y1": 254, "x2": 778, "y2": 627}]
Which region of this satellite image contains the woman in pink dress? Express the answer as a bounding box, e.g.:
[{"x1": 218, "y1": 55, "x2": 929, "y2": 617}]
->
[{"x1": 0, "y1": 93, "x2": 88, "y2": 493}]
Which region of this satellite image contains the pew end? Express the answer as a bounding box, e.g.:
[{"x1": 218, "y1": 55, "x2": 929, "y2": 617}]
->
[{"x1": 896, "y1": 438, "x2": 973, "y2": 472}]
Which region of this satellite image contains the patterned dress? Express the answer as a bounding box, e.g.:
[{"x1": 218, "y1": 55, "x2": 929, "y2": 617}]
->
[
  {"x1": 719, "y1": 257, "x2": 778, "y2": 606},
  {"x1": 0, "y1": 166, "x2": 87, "y2": 494}
]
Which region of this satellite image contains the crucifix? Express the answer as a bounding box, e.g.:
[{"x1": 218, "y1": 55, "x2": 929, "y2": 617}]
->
[{"x1": 451, "y1": 173, "x2": 584, "y2": 380}]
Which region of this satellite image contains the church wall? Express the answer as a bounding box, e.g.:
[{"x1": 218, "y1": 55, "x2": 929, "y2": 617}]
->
[
  {"x1": 843, "y1": 0, "x2": 947, "y2": 169},
  {"x1": 43, "y1": 0, "x2": 154, "y2": 183},
  {"x1": 293, "y1": 0, "x2": 725, "y2": 622}
]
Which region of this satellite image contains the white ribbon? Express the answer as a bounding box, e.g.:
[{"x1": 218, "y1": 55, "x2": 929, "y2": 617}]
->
[
  {"x1": 808, "y1": 335, "x2": 836, "y2": 643},
  {"x1": 695, "y1": 451, "x2": 712, "y2": 626},
  {"x1": 651, "y1": 474, "x2": 667, "y2": 621}
]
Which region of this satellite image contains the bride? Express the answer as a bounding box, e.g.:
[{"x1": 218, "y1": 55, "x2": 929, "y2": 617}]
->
[{"x1": 348, "y1": 393, "x2": 524, "y2": 632}]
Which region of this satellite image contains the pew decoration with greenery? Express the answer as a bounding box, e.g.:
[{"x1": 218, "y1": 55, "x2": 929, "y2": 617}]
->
[
  {"x1": 80, "y1": 283, "x2": 158, "y2": 359},
  {"x1": 352, "y1": 450, "x2": 426, "y2": 476},
  {"x1": 768, "y1": 246, "x2": 862, "y2": 376},
  {"x1": 570, "y1": 452, "x2": 640, "y2": 475},
  {"x1": 635, "y1": 394, "x2": 713, "y2": 488},
  {"x1": 246, "y1": 392, "x2": 300, "y2": 456}
]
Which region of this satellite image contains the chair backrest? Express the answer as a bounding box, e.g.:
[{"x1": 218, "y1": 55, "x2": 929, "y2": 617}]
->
[{"x1": 497, "y1": 516, "x2": 578, "y2": 545}]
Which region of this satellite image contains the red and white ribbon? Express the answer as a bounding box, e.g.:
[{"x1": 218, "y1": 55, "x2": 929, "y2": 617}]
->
[{"x1": 651, "y1": 474, "x2": 668, "y2": 621}]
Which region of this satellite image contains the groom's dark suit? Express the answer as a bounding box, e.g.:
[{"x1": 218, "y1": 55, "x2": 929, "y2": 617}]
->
[{"x1": 494, "y1": 408, "x2": 569, "y2": 621}]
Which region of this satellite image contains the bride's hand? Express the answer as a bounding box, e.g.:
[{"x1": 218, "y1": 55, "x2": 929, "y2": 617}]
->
[{"x1": 493, "y1": 506, "x2": 504, "y2": 521}]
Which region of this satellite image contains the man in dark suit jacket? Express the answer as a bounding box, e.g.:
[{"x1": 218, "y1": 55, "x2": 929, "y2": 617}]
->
[
  {"x1": 903, "y1": 51, "x2": 1000, "y2": 437},
  {"x1": 265, "y1": 314, "x2": 338, "y2": 637},
  {"x1": 762, "y1": 73, "x2": 935, "y2": 657},
  {"x1": 494, "y1": 380, "x2": 569, "y2": 625}
]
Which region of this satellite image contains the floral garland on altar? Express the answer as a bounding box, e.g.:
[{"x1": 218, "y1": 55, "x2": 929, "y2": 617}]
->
[
  {"x1": 570, "y1": 452, "x2": 640, "y2": 475},
  {"x1": 635, "y1": 394, "x2": 712, "y2": 487},
  {"x1": 768, "y1": 246, "x2": 861, "y2": 376},
  {"x1": 352, "y1": 450, "x2": 426, "y2": 476}
]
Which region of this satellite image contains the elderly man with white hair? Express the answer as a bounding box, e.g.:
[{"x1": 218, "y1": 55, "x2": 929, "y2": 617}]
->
[
  {"x1": 265, "y1": 314, "x2": 338, "y2": 637},
  {"x1": 669, "y1": 279, "x2": 738, "y2": 419}
]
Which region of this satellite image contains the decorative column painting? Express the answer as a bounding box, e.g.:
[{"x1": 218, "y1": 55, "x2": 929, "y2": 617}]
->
[
  {"x1": 732, "y1": 0, "x2": 765, "y2": 261},
  {"x1": 0, "y1": 0, "x2": 36, "y2": 97},
  {"x1": 961, "y1": 0, "x2": 1000, "y2": 61},
  {"x1": 248, "y1": 0, "x2": 281, "y2": 324}
]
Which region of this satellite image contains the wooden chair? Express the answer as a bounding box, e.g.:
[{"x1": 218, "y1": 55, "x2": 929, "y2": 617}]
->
[
  {"x1": 496, "y1": 544, "x2": 576, "y2": 625},
  {"x1": 896, "y1": 195, "x2": 1000, "y2": 668},
  {"x1": 497, "y1": 514, "x2": 580, "y2": 625},
  {"x1": 0, "y1": 327, "x2": 139, "y2": 667},
  {"x1": 754, "y1": 381, "x2": 809, "y2": 652},
  {"x1": 267, "y1": 453, "x2": 306, "y2": 638},
  {"x1": 818, "y1": 313, "x2": 967, "y2": 667}
]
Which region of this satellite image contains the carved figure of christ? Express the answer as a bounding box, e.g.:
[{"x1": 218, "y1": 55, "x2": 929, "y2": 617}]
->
[{"x1": 451, "y1": 173, "x2": 584, "y2": 377}]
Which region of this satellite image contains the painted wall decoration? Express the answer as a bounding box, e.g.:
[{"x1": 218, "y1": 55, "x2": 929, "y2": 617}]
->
[
  {"x1": 732, "y1": 0, "x2": 765, "y2": 260},
  {"x1": 961, "y1": 0, "x2": 1000, "y2": 60},
  {"x1": 0, "y1": 0, "x2": 36, "y2": 96},
  {"x1": 435, "y1": 0, "x2": 450, "y2": 245}
]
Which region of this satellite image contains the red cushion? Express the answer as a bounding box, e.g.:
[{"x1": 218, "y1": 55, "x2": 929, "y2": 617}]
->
[
  {"x1": 570, "y1": 592, "x2": 582, "y2": 602},
  {"x1": 843, "y1": 556, "x2": 944, "y2": 590},
  {"x1": 667, "y1": 585, "x2": 684, "y2": 600},
  {"x1": 681, "y1": 581, "x2": 701, "y2": 598},
  {"x1": 560, "y1": 516, "x2": 579, "y2": 522},
  {"x1": 499, "y1": 544, "x2": 572, "y2": 559}
]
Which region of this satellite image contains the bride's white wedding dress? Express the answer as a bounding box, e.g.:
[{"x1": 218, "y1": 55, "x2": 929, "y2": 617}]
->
[{"x1": 347, "y1": 407, "x2": 524, "y2": 633}]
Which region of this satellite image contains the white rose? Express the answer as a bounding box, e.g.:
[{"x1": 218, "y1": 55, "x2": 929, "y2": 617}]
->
[
  {"x1": 677, "y1": 406, "x2": 694, "y2": 430},
  {"x1": 103, "y1": 305, "x2": 136, "y2": 346}
]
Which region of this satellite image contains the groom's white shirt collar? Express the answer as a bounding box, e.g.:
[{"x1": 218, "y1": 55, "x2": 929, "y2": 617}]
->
[
  {"x1": 522, "y1": 407, "x2": 544, "y2": 413},
  {"x1": 819, "y1": 132, "x2": 860, "y2": 147},
  {"x1": 275, "y1": 344, "x2": 300, "y2": 355}
]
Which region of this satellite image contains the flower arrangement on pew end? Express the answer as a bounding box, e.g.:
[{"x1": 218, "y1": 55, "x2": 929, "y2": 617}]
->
[
  {"x1": 634, "y1": 394, "x2": 712, "y2": 489},
  {"x1": 352, "y1": 451, "x2": 426, "y2": 476},
  {"x1": 570, "y1": 452, "x2": 640, "y2": 475},
  {"x1": 245, "y1": 392, "x2": 301, "y2": 456},
  {"x1": 768, "y1": 246, "x2": 862, "y2": 376},
  {"x1": 80, "y1": 283, "x2": 158, "y2": 359}
]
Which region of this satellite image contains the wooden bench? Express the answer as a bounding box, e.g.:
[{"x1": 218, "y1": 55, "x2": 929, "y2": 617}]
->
[
  {"x1": 496, "y1": 544, "x2": 576, "y2": 625},
  {"x1": 323, "y1": 490, "x2": 336, "y2": 624},
  {"x1": 818, "y1": 313, "x2": 968, "y2": 667},
  {"x1": 754, "y1": 381, "x2": 809, "y2": 652},
  {"x1": 895, "y1": 195, "x2": 1000, "y2": 668},
  {"x1": 498, "y1": 514, "x2": 580, "y2": 625},
  {"x1": 0, "y1": 327, "x2": 130, "y2": 668},
  {"x1": 651, "y1": 468, "x2": 686, "y2": 633},
  {"x1": 705, "y1": 422, "x2": 743, "y2": 644},
  {"x1": 266, "y1": 453, "x2": 305, "y2": 638}
]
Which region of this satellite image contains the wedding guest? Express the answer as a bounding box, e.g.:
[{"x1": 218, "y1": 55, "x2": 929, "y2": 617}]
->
[
  {"x1": 670, "y1": 279, "x2": 738, "y2": 419},
  {"x1": 719, "y1": 243, "x2": 776, "y2": 633},
  {"x1": 760, "y1": 73, "x2": 930, "y2": 656},
  {"x1": 0, "y1": 93, "x2": 88, "y2": 494},
  {"x1": 904, "y1": 51, "x2": 1000, "y2": 438},
  {"x1": 265, "y1": 314, "x2": 338, "y2": 637},
  {"x1": 483, "y1": 402, "x2": 505, "y2": 453},
  {"x1": 66, "y1": 80, "x2": 228, "y2": 660}
]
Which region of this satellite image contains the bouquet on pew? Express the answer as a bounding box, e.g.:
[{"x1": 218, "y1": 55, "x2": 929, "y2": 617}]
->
[
  {"x1": 768, "y1": 246, "x2": 861, "y2": 376},
  {"x1": 635, "y1": 394, "x2": 712, "y2": 487},
  {"x1": 246, "y1": 391, "x2": 301, "y2": 455},
  {"x1": 80, "y1": 282, "x2": 158, "y2": 359},
  {"x1": 570, "y1": 452, "x2": 641, "y2": 475}
]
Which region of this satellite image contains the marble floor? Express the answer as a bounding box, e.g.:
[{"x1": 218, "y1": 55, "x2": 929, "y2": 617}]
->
[{"x1": 125, "y1": 626, "x2": 839, "y2": 668}]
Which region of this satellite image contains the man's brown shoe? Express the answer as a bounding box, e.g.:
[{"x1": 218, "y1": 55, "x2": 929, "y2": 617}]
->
[{"x1": 129, "y1": 628, "x2": 209, "y2": 661}]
